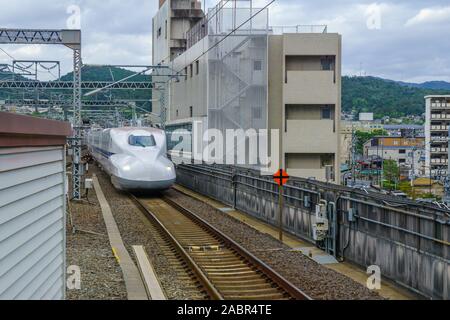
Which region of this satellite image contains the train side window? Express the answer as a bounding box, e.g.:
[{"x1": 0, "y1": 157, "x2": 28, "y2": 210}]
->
[{"x1": 129, "y1": 135, "x2": 157, "y2": 147}]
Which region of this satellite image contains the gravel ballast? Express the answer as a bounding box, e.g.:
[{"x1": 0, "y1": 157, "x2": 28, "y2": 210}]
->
[
  {"x1": 66, "y1": 186, "x2": 127, "y2": 300},
  {"x1": 165, "y1": 189, "x2": 383, "y2": 300},
  {"x1": 93, "y1": 165, "x2": 207, "y2": 300}
]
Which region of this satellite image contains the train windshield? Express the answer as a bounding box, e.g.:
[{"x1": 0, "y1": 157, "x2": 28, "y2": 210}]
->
[{"x1": 128, "y1": 135, "x2": 156, "y2": 147}]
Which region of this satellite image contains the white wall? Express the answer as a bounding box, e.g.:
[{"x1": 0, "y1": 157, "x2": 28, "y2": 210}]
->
[
  {"x1": 0, "y1": 146, "x2": 66, "y2": 300},
  {"x1": 152, "y1": 1, "x2": 170, "y2": 65}
]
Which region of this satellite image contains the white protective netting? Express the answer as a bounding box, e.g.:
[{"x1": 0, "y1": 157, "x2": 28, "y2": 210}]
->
[{"x1": 206, "y1": 6, "x2": 269, "y2": 168}]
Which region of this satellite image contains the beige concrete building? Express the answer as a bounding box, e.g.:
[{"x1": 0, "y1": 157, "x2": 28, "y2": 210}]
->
[
  {"x1": 152, "y1": 0, "x2": 341, "y2": 183},
  {"x1": 268, "y1": 34, "x2": 341, "y2": 182},
  {"x1": 152, "y1": 0, "x2": 204, "y2": 64}
]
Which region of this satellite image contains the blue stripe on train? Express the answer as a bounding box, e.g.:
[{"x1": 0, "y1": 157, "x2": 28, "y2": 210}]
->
[{"x1": 92, "y1": 146, "x2": 115, "y2": 159}]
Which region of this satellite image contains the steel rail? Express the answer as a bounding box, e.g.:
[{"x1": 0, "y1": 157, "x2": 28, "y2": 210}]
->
[
  {"x1": 162, "y1": 195, "x2": 312, "y2": 300},
  {"x1": 130, "y1": 194, "x2": 223, "y2": 300}
]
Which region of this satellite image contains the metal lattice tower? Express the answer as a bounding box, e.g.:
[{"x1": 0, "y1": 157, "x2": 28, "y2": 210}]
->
[
  {"x1": 160, "y1": 83, "x2": 167, "y2": 130},
  {"x1": 72, "y1": 48, "x2": 82, "y2": 199},
  {"x1": 0, "y1": 28, "x2": 83, "y2": 199}
]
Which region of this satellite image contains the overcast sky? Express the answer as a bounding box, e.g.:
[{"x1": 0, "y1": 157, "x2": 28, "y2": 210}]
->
[{"x1": 0, "y1": 0, "x2": 449, "y2": 82}]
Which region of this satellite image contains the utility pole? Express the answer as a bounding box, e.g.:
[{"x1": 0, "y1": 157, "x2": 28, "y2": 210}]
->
[
  {"x1": 380, "y1": 138, "x2": 384, "y2": 189},
  {"x1": 444, "y1": 126, "x2": 450, "y2": 203},
  {"x1": 410, "y1": 131, "x2": 416, "y2": 199},
  {"x1": 411, "y1": 146, "x2": 416, "y2": 199},
  {"x1": 351, "y1": 125, "x2": 357, "y2": 186}
]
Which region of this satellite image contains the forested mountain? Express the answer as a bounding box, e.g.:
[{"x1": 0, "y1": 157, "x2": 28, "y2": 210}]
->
[
  {"x1": 396, "y1": 80, "x2": 450, "y2": 90},
  {"x1": 60, "y1": 66, "x2": 150, "y2": 83},
  {"x1": 342, "y1": 76, "x2": 450, "y2": 118}
]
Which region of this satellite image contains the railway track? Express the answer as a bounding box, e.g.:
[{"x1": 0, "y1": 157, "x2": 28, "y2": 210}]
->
[{"x1": 131, "y1": 193, "x2": 311, "y2": 300}]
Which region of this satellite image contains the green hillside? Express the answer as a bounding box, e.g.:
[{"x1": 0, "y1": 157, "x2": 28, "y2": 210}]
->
[
  {"x1": 342, "y1": 76, "x2": 450, "y2": 118},
  {"x1": 60, "y1": 65, "x2": 150, "y2": 83}
]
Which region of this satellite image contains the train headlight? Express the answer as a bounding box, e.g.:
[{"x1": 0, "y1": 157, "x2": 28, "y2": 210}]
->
[
  {"x1": 166, "y1": 166, "x2": 173, "y2": 172},
  {"x1": 123, "y1": 165, "x2": 131, "y2": 172}
]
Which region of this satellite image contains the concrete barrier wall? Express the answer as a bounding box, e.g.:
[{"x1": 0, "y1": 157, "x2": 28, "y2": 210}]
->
[{"x1": 176, "y1": 165, "x2": 450, "y2": 299}]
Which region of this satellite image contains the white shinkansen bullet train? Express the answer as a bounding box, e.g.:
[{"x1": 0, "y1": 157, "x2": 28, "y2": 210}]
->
[{"x1": 88, "y1": 127, "x2": 176, "y2": 191}]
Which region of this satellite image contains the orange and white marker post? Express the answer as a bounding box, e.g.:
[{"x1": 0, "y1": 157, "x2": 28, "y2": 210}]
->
[{"x1": 273, "y1": 169, "x2": 289, "y2": 241}]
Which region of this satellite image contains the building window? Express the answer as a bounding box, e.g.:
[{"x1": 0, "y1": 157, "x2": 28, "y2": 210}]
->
[
  {"x1": 252, "y1": 107, "x2": 262, "y2": 119},
  {"x1": 157, "y1": 27, "x2": 162, "y2": 38},
  {"x1": 254, "y1": 60, "x2": 262, "y2": 71},
  {"x1": 321, "y1": 106, "x2": 331, "y2": 119},
  {"x1": 195, "y1": 60, "x2": 199, "y2": 75},
  {"x1": 165, "y1": 20, "x2": 167, "y2": 39},
  {"x1": 399, "y1": 159, "x2": 406, "y2": 164},
  {"x1": 399, "y1": 149, "x2": 406, "y2": 154},
  {"x1": 321, "y1": 56, "x2": 334, "y2": 70},
  {"x1": 190, "y1": 64, "x2": 193, "y2": 78},
  {"x1": 176, "y1": 110, "x2": 179, "y2": 117},
  {"x1": 184, "y1": 67, "x2": 188, "y2": 81},
  {"x1": 189, "y1": 106, "x2": 193, "y2": 118}
]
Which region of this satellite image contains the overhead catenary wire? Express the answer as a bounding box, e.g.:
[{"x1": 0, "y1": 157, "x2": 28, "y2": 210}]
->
[{"x1": 0, "y1": 47, "x2": 59, "y2": 79}]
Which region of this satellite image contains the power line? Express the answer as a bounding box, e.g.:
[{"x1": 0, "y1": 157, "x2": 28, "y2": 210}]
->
[
  {"x1": 0, "y1": 47, "x2": 59, "y2": 79},
  {"x1": 174, "y1": 0, "x2": 275, "y2": 76}
]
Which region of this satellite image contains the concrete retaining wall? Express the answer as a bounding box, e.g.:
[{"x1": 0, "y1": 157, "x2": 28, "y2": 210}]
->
[{"x1": 176, "y1": 164, "x2": 450, "y2": 299}]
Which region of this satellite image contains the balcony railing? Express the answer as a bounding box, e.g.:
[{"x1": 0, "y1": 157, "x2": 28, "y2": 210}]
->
[
  {"x1": 431, "y1": 158, "x2": 448, "y2": 164},
  {"x1": 431, "y1": 136, "x2": 448, "y2": 142},
  {"x1": 431, "y1": 125, "x2": 450, "y2": 131},
  {"x1": 431, "y1": 147, "x2": 448, "y2": 153},
  {"x1": 431, "y1": 114, "x2": 450, "y2": 119},
  {"x1": 270, "y1": 25, "x2": 328, "y2": 35},
  {"x1": 431, "y1": 102, "x2": 450, "y2": 109}
]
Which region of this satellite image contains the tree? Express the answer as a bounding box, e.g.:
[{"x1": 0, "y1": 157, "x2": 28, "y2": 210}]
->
[
  {"x1": 383, "y1": 159, "x2": 399, "y2": 190},
  {"x1": 354, "y1": 129, "x2": 387, "y2": 155}
]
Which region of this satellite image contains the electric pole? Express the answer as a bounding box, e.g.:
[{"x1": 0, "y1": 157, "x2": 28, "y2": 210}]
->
[{"x1": 444, "y1": 126, "x2": 450, "y2": 203}]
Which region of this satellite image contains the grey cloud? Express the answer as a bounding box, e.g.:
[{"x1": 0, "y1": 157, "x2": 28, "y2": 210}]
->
[{"x1": 0, "y1": 0, "x2": 449, "y2": 82}]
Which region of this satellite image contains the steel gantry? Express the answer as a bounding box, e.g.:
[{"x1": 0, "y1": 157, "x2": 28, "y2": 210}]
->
[
  {"x1": 1, "y1": 98, "x2": 150, "y2": 107},
  {"x1": 0, "y1": 28, "x2": 84, "y2": 200},
  {"x1": 0, "y1": 80, "x2": 154, "y2": 89}
]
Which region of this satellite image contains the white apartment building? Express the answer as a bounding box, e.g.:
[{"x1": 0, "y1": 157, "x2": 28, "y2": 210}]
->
[
  {"x1": 152, "y1": 0, "x2": 341, "y2": 183},
  {"x1": 425, "y1": 95, "x2": 450, "y2": 178}
]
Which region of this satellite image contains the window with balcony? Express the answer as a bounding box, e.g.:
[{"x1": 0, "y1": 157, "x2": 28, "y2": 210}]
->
[
  {"x1": 285, "y1": 55, "x2": 336, "y2": 83},
  {"x1": 285, "y1": 104, "x2": 335, "y2": 132}
]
